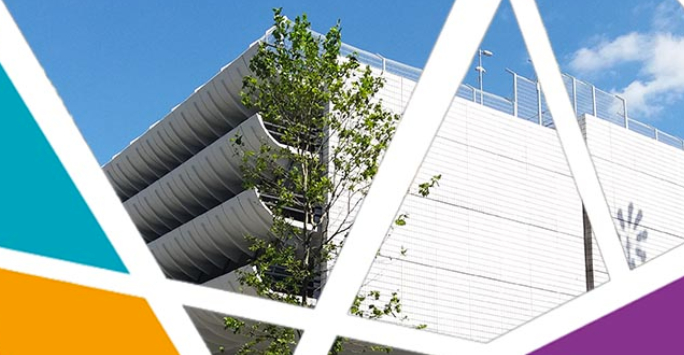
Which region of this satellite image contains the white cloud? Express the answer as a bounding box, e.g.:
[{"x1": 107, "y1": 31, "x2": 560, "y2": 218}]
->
[
  {"x1": 568, "y1": 32, "x2": 650, "y2": 73},
  {"x1": 567, "y1": 1, "x2": 684, "y2": 119},
  {"x1": 619, "y1": 33, "x2": 684, "y2": 117}
]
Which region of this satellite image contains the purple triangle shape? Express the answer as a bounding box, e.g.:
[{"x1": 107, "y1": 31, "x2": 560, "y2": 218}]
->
[{"x1": 530, "y1": 276, "x2": 684, "y2": 355}]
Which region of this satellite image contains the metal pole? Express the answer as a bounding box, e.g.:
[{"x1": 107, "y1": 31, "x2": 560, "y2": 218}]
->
[
  {"x1": 655, "y1": 129, "x2": 659, "y2": 141},
  {"x1": 512, "y1": 73, "x2": 518, "y2": 117},
  {"x1": 478, "y1": 50, "x2": 484, "y2": 105},
  {"x1": 591, "y1": 85, "x2": 597, "y2": 116},
  {"x1": 623, "y1": 98, "x2": 629, "y2": 129},
  {"x1": 572, "y1": 77, "x2": 577, "y2": 116},
  {"x1": 537, "y1": 80, "x2": 542, "y2": 125},
  {"x1": 377, "y1": 53, "x2": 386, "y2": 73}
]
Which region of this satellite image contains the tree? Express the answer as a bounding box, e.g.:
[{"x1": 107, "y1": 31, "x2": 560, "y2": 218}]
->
[{"x1": 224, "y1": 9, "x2": 434, "y2": 354}]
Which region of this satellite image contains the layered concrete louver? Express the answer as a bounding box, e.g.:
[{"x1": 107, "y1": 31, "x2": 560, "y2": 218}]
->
[
  {"x1": 123, "y1": 114, "x2": 285, "y2": 242},
  {"x1": 148, "y1": 189, "x2": 274, "y2": 282},
  {"x1": 103, "y1": 44, "x2": 258, "y2": 201},
  {"x1": 100, "y1": 39, "x2": 295, "y2": 284}
]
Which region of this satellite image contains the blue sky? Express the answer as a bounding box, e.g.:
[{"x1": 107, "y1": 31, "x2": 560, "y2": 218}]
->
[{"x1": 4, "y1": 0, "x2": 684, "y2": 163}]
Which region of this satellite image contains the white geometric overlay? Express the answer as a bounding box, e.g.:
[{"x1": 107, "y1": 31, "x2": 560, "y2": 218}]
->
[{"x1": 1, "y1": 0, "x2": 684, "y2": 354}]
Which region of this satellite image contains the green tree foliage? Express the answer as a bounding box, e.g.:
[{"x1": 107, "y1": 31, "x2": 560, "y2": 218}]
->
[{"x1": 224, "y1": 9, "x2": 434, "y2": 354}]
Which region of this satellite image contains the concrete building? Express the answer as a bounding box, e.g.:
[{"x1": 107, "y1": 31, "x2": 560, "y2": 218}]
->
[{"x1": 103, "y1": 30, "x2": 684, "y2": 353}]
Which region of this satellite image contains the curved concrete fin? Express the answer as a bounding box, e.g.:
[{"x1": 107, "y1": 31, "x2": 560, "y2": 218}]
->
[
  {"x1": 125, "y1": 114, "x2": 285, "y2": 241},
  {"x1": 103, "y1": 44, "x2": 259, "y2": 201},
  {"x1": 148, "y1": 189, "x2": 274, "y2": 282}
]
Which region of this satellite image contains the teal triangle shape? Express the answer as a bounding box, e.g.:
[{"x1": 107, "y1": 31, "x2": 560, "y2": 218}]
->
[{"x1": 0, "y1": 63, "x2": 128, "y2": 273}]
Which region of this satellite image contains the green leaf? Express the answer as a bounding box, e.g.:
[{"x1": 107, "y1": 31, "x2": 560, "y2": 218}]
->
[
  {"x1": 395, "y1": 214, "x2": 409, "y2": 226},
  {"x1": 223, "y1": 7, "x2": 423, "y2": 354}
]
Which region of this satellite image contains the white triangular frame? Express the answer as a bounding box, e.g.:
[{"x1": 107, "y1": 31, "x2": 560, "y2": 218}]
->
[{"x1": 2, "y1": 0, "x2": 684, "y2": 354}]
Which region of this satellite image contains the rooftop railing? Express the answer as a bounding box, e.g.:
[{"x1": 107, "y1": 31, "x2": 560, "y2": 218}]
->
[{"x1": 258, "y1": 29, "x2": 684, "y2": 151}]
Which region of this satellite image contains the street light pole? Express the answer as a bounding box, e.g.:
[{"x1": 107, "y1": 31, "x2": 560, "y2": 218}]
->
[{"x1": 476, "y1": 49, "x2": 493, "y2": 105}]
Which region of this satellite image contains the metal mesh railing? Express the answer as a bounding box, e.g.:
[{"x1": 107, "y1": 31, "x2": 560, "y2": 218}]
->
[
  {"x1": 508, "y1": 70, "x2": 683, "y2": 151},
  {"x1": 657, "y1": 130, "x2": 684, "y2": 150},
  {"x1": 628, "y1": 119, "x2": 657, "y2": 138},
  {"x1": 574, "y1": 78, "x2": 596, "y2": 120},
  {"x1": 456, "y1": 85, "x2": 476, "y2": 102},
  {"x1": 467, "y1": 85, "x2": 514, "y2": 116},
  {"x1": 258, "y1": 28, "x2": 684, "y2": 152},
  {"x1": 514, "y1": 74, "x2": 542, "y2": 125},
  {"x1": 595, "y1": 89, "x2": 626, "y2": 127}
]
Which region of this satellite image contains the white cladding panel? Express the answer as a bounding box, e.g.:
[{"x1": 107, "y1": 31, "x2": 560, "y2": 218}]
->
[
  {"x1": 583, "y1": 115, "x2": 684, "y2": 269},
  {"x1": 361, "y1": 98, "x2": 586, "y2": 342}
]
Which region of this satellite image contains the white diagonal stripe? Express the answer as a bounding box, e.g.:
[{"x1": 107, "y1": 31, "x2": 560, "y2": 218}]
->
[
  {"x1": 0, "y1": 3, "x2": 209, "y2": 353},
  {"x1": 509, "y1": 0, "x2": 629, "y2": 280},
  {"x1": 293, "y1": 0, "x2": 503, "y2": 353},
  {"x1": 4, "y1": 1, "x2": 684, "y2": 355}
]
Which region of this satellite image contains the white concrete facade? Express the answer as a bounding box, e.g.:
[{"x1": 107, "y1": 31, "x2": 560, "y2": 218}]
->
[
  {"x1": 103, "y1": 35, "x2": 684, "y2": 352},
  {"x1": 582, "y1": 115, "x2": 684, "y2": 275},
  {"x1": 361, "y1": 93, "x2": 586, "y2": 342}
]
